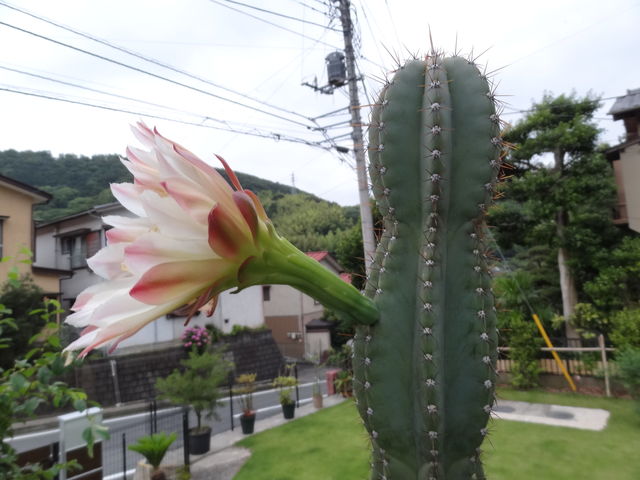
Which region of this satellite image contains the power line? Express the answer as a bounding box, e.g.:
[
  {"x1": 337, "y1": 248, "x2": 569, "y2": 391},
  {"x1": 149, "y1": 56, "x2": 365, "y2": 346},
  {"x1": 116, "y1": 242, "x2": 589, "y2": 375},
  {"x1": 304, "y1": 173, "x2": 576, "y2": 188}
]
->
[
  {"x1": 0, "y1": 64, "x2": 314, "y2": 135},
  {"x1": 0, "y1": 19, "x2": 316, "y2": 129},
  {"x1": 289, "y1": 0, "x2": 333, "y2": 16},
  {"x1": 0, "y1": 85, "x2": 332, "y2": 149},
  {"x1": 0, "y1": 64, "x2": 197, "y2": 118},
  {"x1": 0, "y1": 1, "x2": 314, "y2": 123},
  {"x1": 219, "y1": 0, "x2": 340, "y2": 31},
  {"x1": 207, "y1": 0, "x2": 343, "y2": 50}
]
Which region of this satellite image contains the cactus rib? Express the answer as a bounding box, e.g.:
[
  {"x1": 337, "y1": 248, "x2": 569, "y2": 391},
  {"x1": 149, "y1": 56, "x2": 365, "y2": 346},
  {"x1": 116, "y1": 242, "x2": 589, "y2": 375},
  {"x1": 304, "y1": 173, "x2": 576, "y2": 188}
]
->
[{"x1": 354, "y1": 53, "x2": 503, "y2": 480}]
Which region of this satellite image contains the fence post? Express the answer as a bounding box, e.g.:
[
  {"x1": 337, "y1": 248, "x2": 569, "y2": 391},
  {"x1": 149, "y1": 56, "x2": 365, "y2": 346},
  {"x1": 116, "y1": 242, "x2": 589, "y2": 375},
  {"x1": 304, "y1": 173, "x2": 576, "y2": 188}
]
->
[
  {"x1": 121, "y1": 433, "x2": 126, "y2": 480},
  {"x1": 182, "y1": 407, "x2": 190, "y2": 470},
  {"x1": 51, "y1": 442, "x2": 60, "y2": 480},
  {"x1": 153, "y1": 399, "x2": 157, "y2": 434},
  {"x1": 294, "y1": 364, "x2": 300, "y2": 408},
  {"x1": 229, "y1": 380, "x2": 235, "y2": 431},
  {"x1": 598, "y1": 334, "x2": 611, "y2": 397}
]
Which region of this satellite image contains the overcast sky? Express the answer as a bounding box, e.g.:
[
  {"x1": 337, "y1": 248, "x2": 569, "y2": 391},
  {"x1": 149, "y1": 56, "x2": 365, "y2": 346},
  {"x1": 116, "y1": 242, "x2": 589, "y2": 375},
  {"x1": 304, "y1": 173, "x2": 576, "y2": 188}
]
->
[{"x1": 0, "y1": 0, "x2": 638, "y2": 206}]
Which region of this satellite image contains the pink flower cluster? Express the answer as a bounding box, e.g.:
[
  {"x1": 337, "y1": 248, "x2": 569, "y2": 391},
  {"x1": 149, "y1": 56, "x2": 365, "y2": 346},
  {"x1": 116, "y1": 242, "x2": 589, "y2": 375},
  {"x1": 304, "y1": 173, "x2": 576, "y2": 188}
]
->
[{"x1": 181, "y1": 326, "x2": 211, "y2": 350}]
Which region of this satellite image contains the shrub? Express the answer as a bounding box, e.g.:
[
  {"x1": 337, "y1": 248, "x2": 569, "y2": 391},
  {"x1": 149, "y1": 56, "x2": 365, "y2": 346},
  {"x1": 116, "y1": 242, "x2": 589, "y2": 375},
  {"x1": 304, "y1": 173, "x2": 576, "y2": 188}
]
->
[
  {"x1": 616, "y1": 348, "x2": 640, "y2": 413},
  {"x1": 508, "y1": 315, "x2": 543, "y2": 389},
  {"x1": 610, "y1": 308, "x2": 640, "y2": 350},
  {"x1": 570, "y1": 302, "x2": 611, "y2": 338},
  {"x1": 128, "y1": 432, "x2": 176, "y2": 470},
  {"x1": 181, "y1": 326, "x2": 211, "y2": 352}
]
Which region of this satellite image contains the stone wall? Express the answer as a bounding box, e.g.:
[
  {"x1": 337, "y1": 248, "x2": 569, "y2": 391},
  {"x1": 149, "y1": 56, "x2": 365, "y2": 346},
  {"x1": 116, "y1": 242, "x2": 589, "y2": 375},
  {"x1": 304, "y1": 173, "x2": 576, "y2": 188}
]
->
[
  {"x1": 220, "y1": 330, "x2": 285, "y2": 380},
  {"x1": 72, "y1": 330, "x2": 284, "y2": 406}
]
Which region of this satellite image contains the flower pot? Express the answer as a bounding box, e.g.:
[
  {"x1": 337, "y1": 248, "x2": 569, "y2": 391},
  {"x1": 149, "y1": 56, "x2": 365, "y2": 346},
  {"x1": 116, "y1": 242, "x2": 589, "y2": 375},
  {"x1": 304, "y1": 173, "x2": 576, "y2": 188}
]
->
[
  {"x1": 312, "y1": 393, "x2": 323, "y2": 409},
  {"x1": 240, "y1": 413, "x2": 256, "y2": 434},
  {"x1": 281, "y1": 402, "x2": 296, "y2": 419},
  {"x1": 188, "y1": 427, "x2": 211, "y2": 455},
  {"x1": 134, "y1": 461, "x2": 179, "y2": 480}
]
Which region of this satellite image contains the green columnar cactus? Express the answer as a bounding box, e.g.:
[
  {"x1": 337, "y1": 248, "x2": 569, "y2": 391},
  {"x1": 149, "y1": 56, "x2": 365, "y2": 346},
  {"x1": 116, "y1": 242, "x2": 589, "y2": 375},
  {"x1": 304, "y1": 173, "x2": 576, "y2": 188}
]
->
[{"x1": 353, "y1": 53, "x2": 503, "y2": 479}]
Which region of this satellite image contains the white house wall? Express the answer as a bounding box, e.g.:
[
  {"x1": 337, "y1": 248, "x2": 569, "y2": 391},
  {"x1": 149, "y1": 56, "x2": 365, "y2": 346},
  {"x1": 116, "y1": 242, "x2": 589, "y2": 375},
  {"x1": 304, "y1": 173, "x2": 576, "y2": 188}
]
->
[
  {"x1": 621, "y1": 143, "x2": 640, "y2": 233},
  {"x1": 115, "y1": 286, "x2": 265, "y2": 349},
  {"x1": 263, "y1": 282, "x2": 329, "y2": 318}
]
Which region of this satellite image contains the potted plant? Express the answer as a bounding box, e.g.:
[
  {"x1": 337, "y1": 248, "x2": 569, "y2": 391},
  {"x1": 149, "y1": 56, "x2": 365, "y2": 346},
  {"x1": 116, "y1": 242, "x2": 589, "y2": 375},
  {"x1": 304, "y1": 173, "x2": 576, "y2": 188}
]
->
[
  {"x1": 128, "y1": 432, "x2": 176, "y2": 480},
  {"x1": 234, "y1": 373, "x2": 257, "y2": 434},
  {"x1": 312, "y1": 379, "x2": 323, "y2": 409},
  {"x1": 306, "y1": 348, "x2": 324, "y2": 409},
  {"x1": 335, "y1": 370, "x2": 353, "y2": 397},
  {"x1": 273, "y1": 375, "x2": 298, "y2": 419},
  {"x1": 155, "y1": 348, "x2": 232, "y2": 455}
]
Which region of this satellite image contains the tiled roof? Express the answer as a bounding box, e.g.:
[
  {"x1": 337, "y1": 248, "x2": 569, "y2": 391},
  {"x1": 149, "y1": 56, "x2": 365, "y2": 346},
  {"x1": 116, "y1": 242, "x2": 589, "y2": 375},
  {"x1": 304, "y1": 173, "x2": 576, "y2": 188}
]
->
[
  {"x1": 339, "y1": 272, "x2": 352, "y2": 284},
  {"x1": 609, "y1": 88, "x2": 640, "y2": 117},
  {"x1": 306, "y1": 251, "x2": 329, "y2": 262}
]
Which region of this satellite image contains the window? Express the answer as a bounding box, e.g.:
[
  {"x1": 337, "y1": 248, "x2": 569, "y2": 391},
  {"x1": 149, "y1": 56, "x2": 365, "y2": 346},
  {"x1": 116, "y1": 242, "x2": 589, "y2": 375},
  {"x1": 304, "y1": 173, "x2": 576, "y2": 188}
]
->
[
  {"x1": 69, "y1": 236, "x2": 87, "y2": 269},
  {"x1": 59, "y1": 229, "x2": 102, "y2": 269},
  {"x1": 262, "y1": 285, "x2": 271, "y2": 301},
  {"x1": 61, "y1": 236, "x2": 73, "y2": 255}
]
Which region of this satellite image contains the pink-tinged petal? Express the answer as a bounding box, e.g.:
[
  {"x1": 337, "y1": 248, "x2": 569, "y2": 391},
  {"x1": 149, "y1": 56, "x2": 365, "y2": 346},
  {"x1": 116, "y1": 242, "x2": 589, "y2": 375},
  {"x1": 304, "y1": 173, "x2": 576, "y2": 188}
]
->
[
  {"x1": 138, "y1": 191, "x2": 206, "y2": 239},
  {"x1": 80, "y1": 325, "x2": 98, "y2": 335},
  {"x1": 173, "y1": 143, "x2": 222, "y2": 181},
  {"x1": 87, "y1": 243, "x2": 127, "y2": 280},
  {"x1": 216, "y1": 154, "x2": 243, "y2": 191},
  {"x1": 122, "y1": 147, "x2": 164, "y2": 192},
  {"x1": 111, "y1": 183, "x2": 148, "y2": 217},
  {"x1": 106, "y1": 228, "x2": 138, "y2": 244},
  {"x1": 130, "y1": 259, "x2": 236, "y2": 305},
  {"x1": 124, "y1": 232, "x2": 214, "y2": 275},
  {"x1": 162, "y1": 177, "x2": 217, "y2": 225},
  {"x1": 70, "y1": 278, "x2": 131, "y2": 312},
  {"x1": 131, "y1": 122, "x2": 155, "y2": 147},
  {"x1": 103, "y1": 214, "x2": 150, "y2": 230},
  {"x1": 233, "y1": 191, "x2": 259, "y2": 241},
  {"x1": 244, "y1": 190, "x2": 270, "y2": 222},
  {"x1": 103, "y1": 215, "x2": 151, "y2": 244},
  {"x1": 208, "y1": 203, "x2": 252, "y2": 257}
]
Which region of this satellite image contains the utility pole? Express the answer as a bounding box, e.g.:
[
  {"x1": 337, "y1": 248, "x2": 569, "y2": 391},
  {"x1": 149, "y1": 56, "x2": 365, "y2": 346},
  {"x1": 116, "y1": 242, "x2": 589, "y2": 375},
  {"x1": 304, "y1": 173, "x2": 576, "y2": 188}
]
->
[{"x1": 335, "y1": 0, "x2": 376, "y2": 274}]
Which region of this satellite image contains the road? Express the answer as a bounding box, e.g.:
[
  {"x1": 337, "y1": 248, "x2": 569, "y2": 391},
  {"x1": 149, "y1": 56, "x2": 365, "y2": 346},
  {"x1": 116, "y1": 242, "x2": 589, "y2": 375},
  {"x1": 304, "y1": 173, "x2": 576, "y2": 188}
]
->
[{"x1": 8, "y1": 380, "x2": 328, "y2": 477}]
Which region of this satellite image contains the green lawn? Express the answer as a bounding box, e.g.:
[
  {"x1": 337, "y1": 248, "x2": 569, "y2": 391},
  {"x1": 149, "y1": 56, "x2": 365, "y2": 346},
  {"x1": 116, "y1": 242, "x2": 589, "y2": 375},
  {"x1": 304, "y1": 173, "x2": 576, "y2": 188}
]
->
[{"x1": 234, "y1": 389, "x2": 640, "y2": 480}]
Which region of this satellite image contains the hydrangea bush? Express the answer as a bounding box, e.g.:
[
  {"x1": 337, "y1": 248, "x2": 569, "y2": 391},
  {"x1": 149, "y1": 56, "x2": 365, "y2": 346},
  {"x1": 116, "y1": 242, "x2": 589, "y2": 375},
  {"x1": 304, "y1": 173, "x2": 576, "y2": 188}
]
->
[{"x1": 181, "y1": 325, "x2": 211, "y2": 351}]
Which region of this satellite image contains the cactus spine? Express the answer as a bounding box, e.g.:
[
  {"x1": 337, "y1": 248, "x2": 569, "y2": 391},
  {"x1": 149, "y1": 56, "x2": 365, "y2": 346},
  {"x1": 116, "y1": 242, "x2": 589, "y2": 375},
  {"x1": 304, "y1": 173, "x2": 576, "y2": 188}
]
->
[{"x1": 354, "y1": 53, "x2": 504, "y2": 479}]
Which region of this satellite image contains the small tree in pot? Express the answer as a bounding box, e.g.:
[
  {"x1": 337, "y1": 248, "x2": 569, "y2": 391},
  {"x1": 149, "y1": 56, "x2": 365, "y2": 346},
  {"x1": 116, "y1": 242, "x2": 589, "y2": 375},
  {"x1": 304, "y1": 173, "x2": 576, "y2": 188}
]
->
[
  {"x1": 234, "y1": 373, "x2": 257, "y2": 434},
  {"x1": 273, "y1": 375, "x2": 298, "y2": 419},
  {"x1": 155, "y1": 347, "x2": 232, "y2": 454}
]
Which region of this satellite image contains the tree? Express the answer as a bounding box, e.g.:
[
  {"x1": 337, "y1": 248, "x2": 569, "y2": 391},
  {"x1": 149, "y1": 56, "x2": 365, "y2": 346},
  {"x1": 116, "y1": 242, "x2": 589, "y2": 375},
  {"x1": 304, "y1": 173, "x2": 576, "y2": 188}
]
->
[
  {"x1": 0, "y1": 275, "x2": 48, "y2": 370},
  {"x1": 1, "y1": 297, "x2": 106, "y2": 478},
  {"x1": 500, "y1": 92, "x2": 619, "y2": 334},
  {"x1": 155, "y1": 348, "x2": 232, "y2": 433}
]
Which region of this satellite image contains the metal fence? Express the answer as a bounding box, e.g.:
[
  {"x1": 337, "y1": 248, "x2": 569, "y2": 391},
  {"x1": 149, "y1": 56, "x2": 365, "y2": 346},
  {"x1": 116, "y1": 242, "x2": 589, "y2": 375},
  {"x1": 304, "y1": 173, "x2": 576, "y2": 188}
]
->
[{"x1": 102, "y1": 401, "x2": 189, "y2": 479}]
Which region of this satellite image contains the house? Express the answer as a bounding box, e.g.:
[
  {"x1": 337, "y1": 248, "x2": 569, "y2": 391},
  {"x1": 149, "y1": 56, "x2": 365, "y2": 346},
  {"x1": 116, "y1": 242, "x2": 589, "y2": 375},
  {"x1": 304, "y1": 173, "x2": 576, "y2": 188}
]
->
[
  {"x1": 0, "y1": 174, "x2": 66, "y2": 299},
  {"x1": 263, "y1": 251, "x2": 348, "y2": 360},
  {"x1": 606, "y1": 88, "x2": 640, "y2": 232},
  {"x1": 34, "y1": 202, "x2": 265, "y2": 351},
  {"x1": 35, "y1": 204, "x2": 349, "y2": 360}
]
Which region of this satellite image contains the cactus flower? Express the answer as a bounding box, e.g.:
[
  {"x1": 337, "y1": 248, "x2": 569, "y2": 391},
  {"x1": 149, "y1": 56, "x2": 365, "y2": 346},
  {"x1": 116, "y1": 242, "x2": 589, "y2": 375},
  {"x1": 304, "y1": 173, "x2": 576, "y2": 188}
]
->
[{"x1": 64, "y1": 123, "x2": 377, "y2": 357}]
